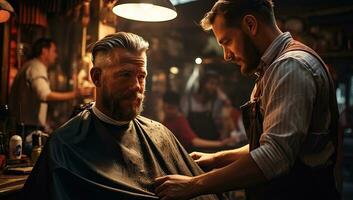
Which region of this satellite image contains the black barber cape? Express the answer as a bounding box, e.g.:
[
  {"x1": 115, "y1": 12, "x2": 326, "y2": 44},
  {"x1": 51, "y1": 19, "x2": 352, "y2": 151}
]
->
[{"x1": 23, "y1": 109, "x2": 223, "y2": 200}]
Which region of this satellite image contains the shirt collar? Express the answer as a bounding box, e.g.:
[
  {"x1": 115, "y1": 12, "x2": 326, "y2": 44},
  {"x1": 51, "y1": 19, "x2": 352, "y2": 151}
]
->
[
  {"x1": 92, "y1": 102, "x2": 130, "y2": 126},
  {"x1": 256, "y1": 32, "x2": 293, "y2": 77}
]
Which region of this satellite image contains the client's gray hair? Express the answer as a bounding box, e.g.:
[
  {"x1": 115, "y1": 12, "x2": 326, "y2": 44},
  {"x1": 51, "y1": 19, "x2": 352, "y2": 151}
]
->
[{"x1": 90, "y1": 32, "x2": 149, "y2": 67}]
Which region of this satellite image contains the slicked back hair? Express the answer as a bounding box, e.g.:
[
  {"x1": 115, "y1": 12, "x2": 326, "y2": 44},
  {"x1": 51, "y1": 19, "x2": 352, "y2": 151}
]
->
[
  {"x1": 90, "y1": 32, "x2": 149, "y2": 66},
  {"x1": 31, "y1": 38, "x2": 55, "y2": 58},
  {"x1": 200, "y1": 0, "x2": 275, "y2": 31}
]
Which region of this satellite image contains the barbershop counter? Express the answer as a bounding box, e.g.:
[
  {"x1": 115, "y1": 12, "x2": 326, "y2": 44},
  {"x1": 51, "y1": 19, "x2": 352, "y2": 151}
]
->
[{"x1": 0, "y1": 172, "x2": 28, "y2": 200}]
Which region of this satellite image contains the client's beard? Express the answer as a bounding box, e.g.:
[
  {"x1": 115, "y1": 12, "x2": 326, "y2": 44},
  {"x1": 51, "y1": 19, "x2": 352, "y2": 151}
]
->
[{"x1": 102, "y1": 88, "x2": 145, "y2": 121}]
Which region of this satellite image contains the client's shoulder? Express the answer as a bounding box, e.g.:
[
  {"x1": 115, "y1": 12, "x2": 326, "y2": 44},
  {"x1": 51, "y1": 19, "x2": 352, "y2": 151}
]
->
[
  {"x1": 50, "y1": 110, "x2": 93, "y2": 143},
  {"x1": 134, "y1": 115, "x2": 165, "y2": 129},
  {"x1": 134, "y1": 115, "x2": 173, "y2": 136},
  {"x1": 134, "y1": 115, "x2": 176, "y2": 145}
]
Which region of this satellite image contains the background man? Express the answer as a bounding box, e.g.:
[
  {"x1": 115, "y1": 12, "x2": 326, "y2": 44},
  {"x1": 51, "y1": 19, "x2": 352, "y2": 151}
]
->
[
  {"x1": 181, "y1": 71, "x2": 230, "y2": 141},
  {"x1": 163, "y1": 90, "x2": 235, "y2": 152},
  {"x1": 9, "y1": 38, "x2": 91, "y2": 133}
]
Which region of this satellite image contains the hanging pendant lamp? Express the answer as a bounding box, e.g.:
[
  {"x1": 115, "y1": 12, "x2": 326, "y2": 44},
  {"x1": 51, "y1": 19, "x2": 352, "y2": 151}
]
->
[
  {"x1": 0, "y1": 0, "x2": 14, "y2": 23},
  {"x1": 112, "y1": 0, "x2": 177, "y2": 22}
]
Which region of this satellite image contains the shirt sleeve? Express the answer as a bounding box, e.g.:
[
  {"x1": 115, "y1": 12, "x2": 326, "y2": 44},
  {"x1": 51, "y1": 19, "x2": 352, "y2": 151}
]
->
[
  {"x1": 26, "y1": 65, "x2": 51, "y2": 101},
  {"x1": 250, "y1": 57, "x2": 317, "y2": 180}
]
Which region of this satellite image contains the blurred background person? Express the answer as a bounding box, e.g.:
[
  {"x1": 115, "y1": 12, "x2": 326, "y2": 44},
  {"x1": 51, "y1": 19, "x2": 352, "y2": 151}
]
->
[
  {"x1": 181, "y1": 71, "x2": 230, "y2": 141},
  {"x1": 163, "y1": 90, "x2": 235, "y2": 152},
  {"x1": 221, "y1": 104, "x2": 247, "y2": 148},
  {"x1": 9, "y1": 38, "x2": 92, "y2": 152}
]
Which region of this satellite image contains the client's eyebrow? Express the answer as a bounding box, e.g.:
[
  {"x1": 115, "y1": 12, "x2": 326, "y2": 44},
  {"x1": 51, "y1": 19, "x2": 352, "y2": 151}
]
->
[{"x1": 119, "y1": 57, "x2": 145, "y2": 65}]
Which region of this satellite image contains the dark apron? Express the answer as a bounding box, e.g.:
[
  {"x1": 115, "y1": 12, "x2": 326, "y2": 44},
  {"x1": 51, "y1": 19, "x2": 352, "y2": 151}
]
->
[
  {"x1": 241, "y1": 40, "x2": 340, "y2": 200},
  {"x1": 187, "y1": 97, "x2": 219, "y2": 141}
]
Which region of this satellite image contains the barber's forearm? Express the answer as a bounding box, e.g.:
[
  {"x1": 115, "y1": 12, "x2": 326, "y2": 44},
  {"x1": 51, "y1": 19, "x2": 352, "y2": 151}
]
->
[
  {"x1": 46, "y1": 91, "x2": 76, "y2": 101},
  {"x1": 194, "y1": 153, "x2": 267, "y2": 195},
  {"x1": 213, "y1": 144, "x2": 249, "y2": 168}
]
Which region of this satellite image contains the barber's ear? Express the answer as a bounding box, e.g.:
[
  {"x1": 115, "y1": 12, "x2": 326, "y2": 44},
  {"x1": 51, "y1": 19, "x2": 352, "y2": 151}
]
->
[
  {"x1": 90, "y1": 67, "x2": 102, "y2": 87},
  {"x1": 242, "y1": 15, "x2": 257, "y2": 36}
]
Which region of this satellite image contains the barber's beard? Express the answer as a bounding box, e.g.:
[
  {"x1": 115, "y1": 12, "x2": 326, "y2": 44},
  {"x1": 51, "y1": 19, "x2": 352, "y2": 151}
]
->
[
  {"x1": 241, "y1": 33, "x2": 261, "y2": 76},
  {"x1": 102, "y1": 87, "x2": 145, "y2": 121}
]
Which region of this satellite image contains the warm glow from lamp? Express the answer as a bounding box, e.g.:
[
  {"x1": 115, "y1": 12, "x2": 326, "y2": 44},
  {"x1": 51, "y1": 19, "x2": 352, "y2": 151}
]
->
[
  {"x1": 170, "y1": 66, "x2": 179, "y2": 74},
  {"x1": 0, "y1": 10, "x2": 10, "y2": 23},
  {"x1": 113, "y1": 0, "x2": 177, "y2": 22},
  {"x1": 0, "y1": 0, "x2": 14, "y2": 23},
  {"x1": 195, "y1": 57, "x2": 202, "y2": 64}
]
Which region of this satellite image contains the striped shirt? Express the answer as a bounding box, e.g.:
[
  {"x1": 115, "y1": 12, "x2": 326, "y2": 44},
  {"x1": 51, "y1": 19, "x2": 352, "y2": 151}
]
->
[{"x1": 250, "y1": 32, "x2": 335, "y2": 180}]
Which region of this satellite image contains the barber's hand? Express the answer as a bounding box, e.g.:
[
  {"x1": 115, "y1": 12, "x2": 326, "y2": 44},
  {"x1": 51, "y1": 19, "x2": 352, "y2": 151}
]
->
[
  {"x1": 190, "y1": 152, "x2": 217, "y2": 171},
  {"x1": 154, "y1": 175, "x2": 197, "y2": 200}
]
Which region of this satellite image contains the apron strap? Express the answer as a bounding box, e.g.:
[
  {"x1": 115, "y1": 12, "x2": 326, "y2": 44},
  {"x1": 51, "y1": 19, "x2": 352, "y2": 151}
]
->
[{"x1": 280, "y1": 41, "x2": 339, "y2": 162}]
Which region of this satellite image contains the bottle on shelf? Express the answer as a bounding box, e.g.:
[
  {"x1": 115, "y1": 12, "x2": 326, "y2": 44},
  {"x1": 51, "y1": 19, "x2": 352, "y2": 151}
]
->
[
  {"x1": 31, "y1": 130, "x2": 43, "y2": 164},
  {"x1": 9, "y1": 135, "x2": 22, "y2": 160}
]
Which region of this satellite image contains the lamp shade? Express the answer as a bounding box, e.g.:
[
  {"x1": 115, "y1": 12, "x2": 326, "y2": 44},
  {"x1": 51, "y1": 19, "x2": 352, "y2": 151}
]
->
[
  {"x1": 113, "y1": 0, "x2": 177, "y2": 22},
  {"x1": 0, "y1": 0, "x2": 14, "y2": 23}
]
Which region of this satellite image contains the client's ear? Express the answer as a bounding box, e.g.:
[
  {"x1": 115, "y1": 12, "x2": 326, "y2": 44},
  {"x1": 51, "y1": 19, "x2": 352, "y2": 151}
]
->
[{"x1": 90, "y1": 67, "x2": 102, "y2": 87}]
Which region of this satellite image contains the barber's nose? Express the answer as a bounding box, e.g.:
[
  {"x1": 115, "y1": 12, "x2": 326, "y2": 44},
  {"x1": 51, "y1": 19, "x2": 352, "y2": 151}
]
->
[{"x1": 223, "y1": 49, "x2": 232, "y2": 61}]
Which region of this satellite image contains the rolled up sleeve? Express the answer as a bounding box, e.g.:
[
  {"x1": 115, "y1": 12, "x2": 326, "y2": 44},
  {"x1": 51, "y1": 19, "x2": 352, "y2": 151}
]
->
[
  {"x1": 26, "y1": 63, "x2": 52, "y2": 101},
  {"x1": 31, "y1": 77, "x2": 51, "y2": 101},
  {"x1": 250, "y1": 57, "x2": 317, "y2": 180}
]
